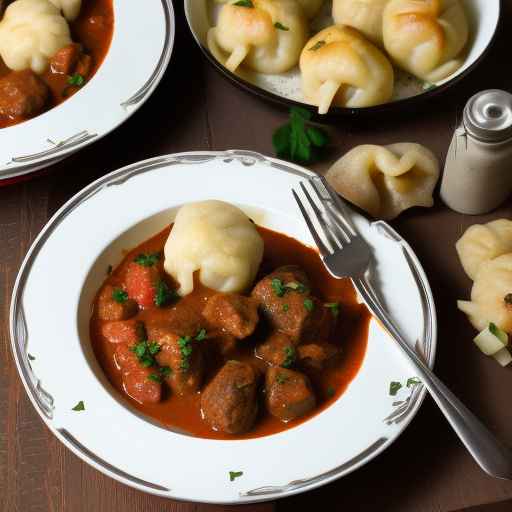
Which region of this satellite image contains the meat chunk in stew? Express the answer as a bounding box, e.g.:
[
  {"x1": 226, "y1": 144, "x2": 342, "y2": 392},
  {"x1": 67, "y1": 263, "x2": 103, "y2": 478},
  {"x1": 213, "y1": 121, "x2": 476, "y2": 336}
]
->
[
  {"x1": 255, "y1": 332, "x2": 296, "y2": 367},
  {"x1": 50, "y1": 43, "x2": 81, "y2": 74},
  {"x1": 97, "y1": 284, "x2": 138, "y2": 321},
  {"x1": 0, "y1": 70, "x2": 48, "y2": 118},
  {"x1": 101, "y1": 319, "x2": 144, "y2": 345},
  {"x1": 125, "y1": 261, "x2": 164, "y2": 308},
  {"x1": 201, "y1": 360, "x2": 259, "y2": 434},
  {"x1": 202, "y1": 293, "x2": 259, "y2": 339},
  {"x1": 114, "y1": 343, "x2": 161, "y2": 404},
  {"x1": 251, "y1": 266, "x2": 321, "y2": 342},
  {"x1": 265, "y1": 366, "x2": 316, "y2": 422},
  {"x1": 297, "y1": 342, "x2": 340, "y2": 370}
]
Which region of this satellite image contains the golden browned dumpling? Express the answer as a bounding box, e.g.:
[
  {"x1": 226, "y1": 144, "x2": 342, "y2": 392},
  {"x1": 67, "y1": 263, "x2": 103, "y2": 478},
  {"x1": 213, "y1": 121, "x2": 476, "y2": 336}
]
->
[
  {"x1": 207, "y1": 0, "x2": 308, "y2": 75},
  {"x1": 332, "y1": 0, "x2": 389, "y2": 45},
  {"x1": 382, "y1": 0, "x2": 469, "y2": 82},
  {"x1": 300, "y1": 25, "x2": 393, "y2": 113}
]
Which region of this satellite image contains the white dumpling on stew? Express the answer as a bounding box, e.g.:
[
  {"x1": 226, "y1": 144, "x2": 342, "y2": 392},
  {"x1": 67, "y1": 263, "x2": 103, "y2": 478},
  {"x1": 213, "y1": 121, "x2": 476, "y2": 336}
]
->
[
  {"x1": 0, "y1": 0, "x2": 71, "y2": 74},
  {"x1": 207, "y1": 0, "x2": 308, "y2": 75},
  {"x1": 48, "y1": 0, "x2": 81, "y2": 21}
]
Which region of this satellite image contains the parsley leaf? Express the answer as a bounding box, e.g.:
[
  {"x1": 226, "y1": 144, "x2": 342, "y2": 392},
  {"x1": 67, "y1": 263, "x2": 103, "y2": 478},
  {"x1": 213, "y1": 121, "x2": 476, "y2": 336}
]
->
[
  {"x1": 148, "y1": 365, "x2": 172, "y2": 383},
  {"x1": 324, "y1": 302, "x2": 340, "y2": 317},
  {"x1": 303, "y1": 298, "x2": 314, "y2": 312},
  {"x1": 283, "y1": 304, "x2": 289, "y2": 312},
  {"x1": 274, "y1": 21, "x2": 289, "y2": 31},
  {"x1": 160, "y1": 366, "x2": 172, "y2": 378},
  {"x1": 229, "y1": 471, "x2": 244, "y2": 481},
  {"x1": 195, "y1": 328, "x2": 207, "y2": 341},
  {"x1": 28, "y1": 353, "x2": 35, "y2": 361},
  {"x1": 309, "y1": 40, "x2": 326, "y2": 51},
  {"x1": 233, "y1": 0, "x2": 253, "y2": 6},
  {"x1": 130, "y1": 339, "x2": 160, "y2": 368},
  {"x1": 134, "y1": 252, "x2": 160, "y2": 267},
  {"x1": 154, "y1": 280, "x2": 178, "y2": 307},
  {"x1": 282, "y1": 346, "x2": 296, "y2": 368},
  {"x1": 68, "y1": 73, "x2": 85, "y2": 87},
  {"x1": 406, "y1": 377, "x2": 421, "y2": 388},
  {"x1": 389, "y1": 381, "x2": 402, "y2": 396},
  {"x1": 271, "y1": 278, "x2": 286, "y2": 297},
  {"x1": 276, "y1": 373, "x2": 288, "y2": 384},
  {"x1": 72, "y1": 400, "x2": 85, "y2": 411},
  {"x1": 178, "y1": 336, "x2": 193, "y2": 371},
  {"x1": 148, "y1": 373, "x2": 162, "y2": 383},
  {"x1": 112, "y1": 288, "x2": 128, "y2": 304}
]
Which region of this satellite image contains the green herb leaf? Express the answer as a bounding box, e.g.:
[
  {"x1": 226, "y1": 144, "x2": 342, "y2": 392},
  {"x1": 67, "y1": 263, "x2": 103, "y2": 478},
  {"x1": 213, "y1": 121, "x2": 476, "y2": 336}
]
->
[
  {"x1": 178, "y1": 336, "x2": 193, "y2": 371},
  {"x1": 130, "y1": 339, "x2": 160, "y2": 368},
  {"x1": 28, "y1": 353, "x2": 35, "y2": 361},
  {"x1": 324, "y1": 302, "x2": 340, "y2": 317},
  {"x1": 406, "y1": 377, "x2": 421, "y2": 388},
  {"x1": 309, "y1": 40, "x2": 326, "y2": 51},
  {"x1": 155, "y1": 280, "x2": 178, "y2": 307},
  {"x1": 148, "y1": 341, "x2": 161, "y2": 355},
  {"x1": 112, "y1": 288, "x2": 128, "y2": 304},
  {"x1": 148, "y1": 373, "x2": 162, "y2": 383},
  {"x1": 303, "y1": 298, "x2": 314, "y2": 312},
  {"x1": 229, "y1": 471, "x2": 244, "y2": 481},
  {"x1": 195, "y1": 328, "x2": 207, "y2": 341},
  {"x1": 233, "y1": 0, "x2": 253, "y2": 6},
  {"x1": 271, "y1": 278, "x2": 286, "y2": 297},
  {"x1": 160, "y1": 366, "x2": 172, "y2": 378},
  {"x1": 389, "y1": 381, "x2": 402, "y2": 396},
  {"x1": 274, "y1": 21, "x2": 289, "y2": 31},
  {"x1": 68, "y1": 73, "x2": 85, "y2": 86},
  {"x1": 133, "y1": 252, "x2": 161, "y2": 267},
  {"x1": 327, "y1": 386, "x2": 335, "y2": 398},
  {"x1": 72, "y1": 400, "x2": 85, "y2": 411},
  {"x1": 282, "y1": 346, "x2": 296, "y2": 368},
  {"x1": 276, "y1": 373, "x2": 288, "y2": 384},
  {"x1": 282, "y1": 304, "x2": 289, "y2": 312},
  {"x1": 290, "y1": 106, "x2": 312, "y2": 121},
  {"x1": 272, "y1": 123, "x2": 292, "y2": 159},
  {"x1": 306, "y1": 126, "x2": 329, "y2": 148}
]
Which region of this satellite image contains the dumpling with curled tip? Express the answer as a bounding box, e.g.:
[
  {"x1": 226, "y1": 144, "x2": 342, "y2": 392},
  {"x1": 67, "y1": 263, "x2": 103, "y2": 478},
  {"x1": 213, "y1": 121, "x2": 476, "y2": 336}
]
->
[
  {"x1": 300, "y1": 25, "x2": 393, "y2": 114},
  {"x1": 207, "y1": 0, "x2": 308, "y2": 75},
  {"x1": 332, "y1": 0, "x2": 389, "y2": 45},
  {"x1": 382, "y1": 0, "x2": 469, "y2": 82}
]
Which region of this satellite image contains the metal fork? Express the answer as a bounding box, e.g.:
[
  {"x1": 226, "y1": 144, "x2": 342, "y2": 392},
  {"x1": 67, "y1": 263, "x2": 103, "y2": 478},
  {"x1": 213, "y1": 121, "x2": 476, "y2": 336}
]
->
[{"x1": 293, "y1": 175, "x2": 512, "y2": 480}]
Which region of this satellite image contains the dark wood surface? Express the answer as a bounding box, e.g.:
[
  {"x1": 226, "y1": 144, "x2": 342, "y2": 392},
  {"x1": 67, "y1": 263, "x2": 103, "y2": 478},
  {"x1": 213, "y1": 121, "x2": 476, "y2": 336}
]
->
[{"x1": 2, "y1": 2, "x2": 512, "y2": 511}]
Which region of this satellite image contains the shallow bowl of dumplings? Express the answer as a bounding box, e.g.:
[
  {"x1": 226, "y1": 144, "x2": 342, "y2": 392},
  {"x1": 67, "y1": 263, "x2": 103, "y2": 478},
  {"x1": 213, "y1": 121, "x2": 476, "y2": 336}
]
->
[
  {"x1": 0, "y1": 0, "x2": 174, "y2": 182},
  {"x1": 185, "y1": 0, "x2": 500, "y2": 116}
]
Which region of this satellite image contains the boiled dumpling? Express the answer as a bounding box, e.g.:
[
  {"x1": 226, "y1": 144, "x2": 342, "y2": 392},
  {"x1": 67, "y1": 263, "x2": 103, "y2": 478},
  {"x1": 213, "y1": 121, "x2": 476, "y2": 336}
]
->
[
  {"x1": 207, "y1": 0, "x2": 308, "y2": 74},
  {"x1": 458, "y1": 255, "x2": 512, "y2": 333},
  {"x1": 326, "y1": 143, "x2": 440, "y2": 220},
  {"x1": 48, "y1": 0, "x2": 81, "y2": 21},
  {"x1": 382, "y1": 0, "x2": 469, "y2": 82},
  {"x1": 299, "y1": 25, "x2": 393, "y2": 114},
  {"x1": 332, "y1": 0, "x2": 389, "y2": 45},
  {"x1": 297, "y1": 0, "x2": 324, "y2": 18},
  {"x1": 456, "y1": 220, "x2": 512, "y2": 281},
  {"x1": 164, "y1": 201, "x2": 264, "y2": 296},
  {"x1": 0, "y1": 0, "x2": 71, "y2": 74}
]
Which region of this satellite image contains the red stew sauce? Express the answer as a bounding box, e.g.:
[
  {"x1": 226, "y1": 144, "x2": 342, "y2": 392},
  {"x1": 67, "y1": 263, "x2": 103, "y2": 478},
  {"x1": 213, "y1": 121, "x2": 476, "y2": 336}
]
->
[{"x1": 90, "y1": 226, "x2": 371, "y2": 440}]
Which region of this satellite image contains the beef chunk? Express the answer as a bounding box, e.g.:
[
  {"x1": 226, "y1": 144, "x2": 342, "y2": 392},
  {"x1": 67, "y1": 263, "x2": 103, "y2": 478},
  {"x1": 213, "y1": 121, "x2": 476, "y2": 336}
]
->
[
  {"x1": 97, "y1": 284, "x2": 138, "y2": 321},
  {"x1": 202, "y1": 293, "x2": 259, "y2": 339},
  {"x1": 50, "y1": 43, "x2": 81, "y2": 74},
  {"x1": 201, "y1": 360, "x2": 259, "y2": 434},
  {"x1": 0, "y1": 70, "x2": 48, "y2": 118},
  {"x1": 125, "y1": 261, "x2": 165, "y2": 308},
  {"x1": 297, "y1": 343, "x2": 340, "y2": 370},
  {"x1": 265, "y1": 367, "x2": 316, "y2": 422},
  {"x1": 251, "y1": 266, "x2": 321, "y2": 342},
  {"x1": 101, "y1": 319, "x2": 144, "y2": 345},
  {"x1": 255, "y1": 332, "x2": 296, "y2": 367},
  {"x1": 114, "y1": 343, "x2": 161, "y2": 404}
]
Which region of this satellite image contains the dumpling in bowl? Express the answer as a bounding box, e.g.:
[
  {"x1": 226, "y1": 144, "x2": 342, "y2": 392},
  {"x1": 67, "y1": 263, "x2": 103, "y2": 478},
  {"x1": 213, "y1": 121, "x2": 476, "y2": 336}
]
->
[
  {"x1": 48, "y1": 0, "x2": 81, "y2": 21},
  {"x1": 458, "y1": 254, "x2": 512, "y2": 333},
  {"x1": 456, "y1": 220, "x2": 512, "y2": 281},
  {"x1": 332, "y1": 0, "x2": 389, "y2": 46},
  {"x1": 164, "y1": 201, "x2": 264, "y2": 296},
  {"x1": 382, "y1": 0, "x2": 469, "y2": 82},
  {"x1": 0, "y1": 0, "x2": 71, "y2": 74},
  {"x1": 207, "y1": 0, "x2": 308, "y2": 74},
  {"x1": 326, "y1": 143, "x2": 440, "y2": 220},
  {"x1": 299, "y1": 25, "x2": 393, "y2": 114}
]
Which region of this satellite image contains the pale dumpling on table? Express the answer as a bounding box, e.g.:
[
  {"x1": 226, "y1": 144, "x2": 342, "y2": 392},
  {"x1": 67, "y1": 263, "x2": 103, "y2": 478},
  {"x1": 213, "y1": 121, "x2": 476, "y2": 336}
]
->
[
  {"x1": 48, "y1": 0, "x2": 81, "y2": 21},
  {"x1": 382, "y1": 0, "x2": 469, "y2": 82},
  {"x1": 207, "y1": 0, "x2": 308, "y2": 74},
  {"x1": 0, "y1": 0, "x2": 71, "y2": 74},
  {"x1": 164, "y1": 201, "x2": 264, "y2": 296},
  {"x1": 332, "y1": 0, "x2": 389, "y2": 46},
  {"x1": 326, "y1": 143, "x2": 440, "y2": 220},
  {"x1": 458, "y1": 255, "x2": 512, "y2": 333},
  {"x1": 299, "y1": 25, "x2": 393, "y2": 114},
  {"x1": 456, "y1": 220, "x2": 512, "y2": 281}
]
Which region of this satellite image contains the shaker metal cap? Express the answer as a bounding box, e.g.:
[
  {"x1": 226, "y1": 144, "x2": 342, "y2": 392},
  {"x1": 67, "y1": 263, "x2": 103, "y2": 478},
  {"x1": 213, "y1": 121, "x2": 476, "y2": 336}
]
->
[{"x1": 464, "y1": 89, "x2": 512, "y2": 142}]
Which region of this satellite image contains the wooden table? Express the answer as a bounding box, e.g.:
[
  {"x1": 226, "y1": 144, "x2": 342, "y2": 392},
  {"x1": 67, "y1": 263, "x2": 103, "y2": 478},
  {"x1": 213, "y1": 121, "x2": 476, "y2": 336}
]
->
[{"x1": 2, "y1": 2, "x2": 512, "y2": 511}]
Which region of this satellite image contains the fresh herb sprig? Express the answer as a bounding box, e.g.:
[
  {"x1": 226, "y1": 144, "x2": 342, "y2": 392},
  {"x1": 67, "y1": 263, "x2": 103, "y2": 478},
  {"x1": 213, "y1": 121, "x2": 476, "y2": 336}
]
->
[
  {"x1": 273, "y1": 107, "x2": 329, "y2": 164},
  {"x1": 155, "y1": 280, "x2": 178, "y2": 307},
  {"x1": 233, "y1": 0, "x2": 253, "y2": 6},
  {"x1": 134, "y1": 252, "x2": 161, "y2": 267},
  {"x1": 282, "y1": 346, "x2": 296, "y2": 368},
  {"x1": 131, "y1": 340, "x2": 161, "y2": 368},
  {"x1": 112, "y1": 288, "x2": 128, "y2": 304}
]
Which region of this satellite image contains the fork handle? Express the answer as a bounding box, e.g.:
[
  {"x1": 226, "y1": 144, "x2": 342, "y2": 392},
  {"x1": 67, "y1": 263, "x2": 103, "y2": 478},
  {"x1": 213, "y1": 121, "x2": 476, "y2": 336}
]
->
[{"x1": 353, "y1": 277, "x2": 512, "y2": 480}]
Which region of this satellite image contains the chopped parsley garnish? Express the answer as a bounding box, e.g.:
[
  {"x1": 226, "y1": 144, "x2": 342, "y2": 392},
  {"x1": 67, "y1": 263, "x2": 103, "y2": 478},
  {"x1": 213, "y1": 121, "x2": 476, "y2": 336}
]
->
[
  {"x1": 272, "y1": 106, "x2": 329, "y2": 164},
  {"x1": 271, "y1": 278, "x2": 286, "y2": 297},
  {"x1": 68, "y1": 73, "x2": 85, "y2": 87},
  {"x1": 283, "y1": 304, "x2": 289, "y2": 312},
  {"x1": 134, "y1": 252, "x2": 161, "y2": 267},
  {"x1": 303, "y1": 298, "x2": 314, "y2": 312},
  {"x1": 148, "y1": 366, "x2": 172, "y2": 383},
  {"x1": 504, "y1": 293, "x2": 512, "y2": 306},
  {"x1": 229, "y1": 471, "x2": 244, "y2": 481},
  {"x1": 195, "y1": 328, "x2": 207, "y2": 341},
  {"x1": 131, "y1": 340, "x2": 160, "y2": 368},
  {"x1": 233, "y1": 0, "x2": 253, "y2": 6},
  {"x1": 389, "y1": 381, "x2": 402, "y2": 396},
  {"x1": 324, "y1": 302, "x2": 340, "y2": 317},
  {"x1": 178, "y1": 336, "x2": 193, "y2": 371},
  {"x1": 274, "y1": 21, "x2": 289, "y2": 30},
  {"x1": 112, "y1": 288, "x2": 128, "y2": 304},
  {"x1": 406, "y1": 377, "x2": 421, "y2": 388},
  {"x1": 327, "y1": 386, "x2": 335, "y2": 398},
  {"x1": 28, "y1": 353, "x2": 35, "y2": 361},
  {"x1": 309, "y1": 40, "x2": 326, "y2": 51},
  {"x1": 107, "y1": 264, "x2": 113, "y2": 275},
  {"x1": 276, "y1": 373, "x2": 288, "y2": 385},
  {"x1": 72, "y1": 400, "x2": 85, "y2": 411},
  {"x1": 154, "y1": 280, "x2": 178, "y2": 307},
  {"x1": 148, "y1": 373, "x2": 161, "y2": 383},
  {"x1": 282, "y1": 346, "x2": 296, "y2": 368}
]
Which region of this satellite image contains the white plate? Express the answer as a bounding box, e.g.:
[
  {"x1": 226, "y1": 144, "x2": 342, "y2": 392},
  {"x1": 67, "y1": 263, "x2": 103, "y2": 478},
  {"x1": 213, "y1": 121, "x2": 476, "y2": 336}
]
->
[
  {"x1": 185, "y1": 0, "x2": 500, "y2": 115},
  {"x1": 10, "y1": 151, "x2": 437, "y2": 503},
  {"x1": 0, "y1": 0, "x2": 175, "y2": 181}
]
